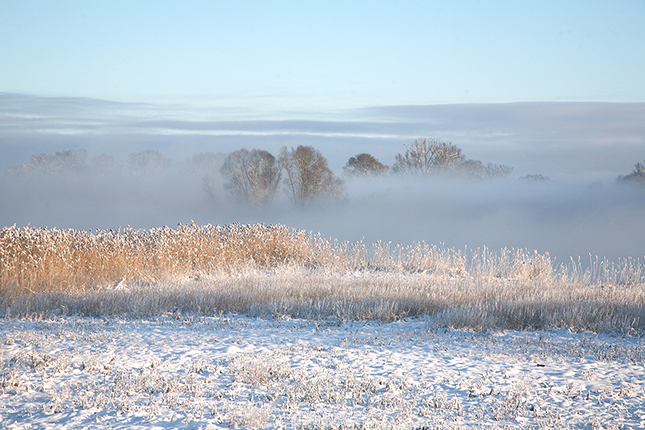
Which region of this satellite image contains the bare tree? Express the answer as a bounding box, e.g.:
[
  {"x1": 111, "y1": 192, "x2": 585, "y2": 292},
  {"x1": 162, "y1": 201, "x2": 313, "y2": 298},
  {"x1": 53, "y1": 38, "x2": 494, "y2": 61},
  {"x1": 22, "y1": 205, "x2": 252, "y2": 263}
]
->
[
  {"x1": 392, "y1": 138, "x2": 513, "y2": 181},
  {"x1": 220, "y1": 149, "x2": 282, "y2": 206},
  {"x1": 344, "y1": 153, "x2": 388, "y2": 177},
  {"x1": 484, "y1": 162, "x2": 513, "y2": 180},
  {"x1": 457, "y1": 159, "x2": 485, "y2": 180},
  {"x1": 458, "y1": 160, "x2": 513, "y2": 180},
  {"x1": 392, "y1": 138, "x2": 465, "y2": 175},
  {"x1": 280, "y1": 145, "x2": 345, "y2": 207},
  {"x1": 617, "y1": 159, "x2": 645, "y2": 185},
  {"x1": 192, "y1": 152, "x2": 227, "y2": 204}
]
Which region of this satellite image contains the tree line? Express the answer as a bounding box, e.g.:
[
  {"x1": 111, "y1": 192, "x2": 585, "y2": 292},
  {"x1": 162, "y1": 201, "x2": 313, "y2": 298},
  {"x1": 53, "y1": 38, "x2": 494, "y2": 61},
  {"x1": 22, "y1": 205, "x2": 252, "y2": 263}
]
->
[
  {"x1": 216, "y1": 139, "x2": 518, "y2": 208},
  {"x1": 345, "y1": 138, "x2": 513, "y2": 180},
  {"x1": 6, "y1": 138, "x2": 644, "y2": 209}
]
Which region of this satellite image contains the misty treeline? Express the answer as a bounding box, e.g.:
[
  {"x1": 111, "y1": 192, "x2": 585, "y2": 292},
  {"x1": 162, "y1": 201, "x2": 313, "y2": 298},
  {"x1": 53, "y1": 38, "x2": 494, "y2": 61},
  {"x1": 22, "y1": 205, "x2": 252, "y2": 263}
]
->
[
  {"x1": 5, "y1": 140, "x2": 643, "y2": 209},
  {"x1": 348, "y1": 137, "x2": 514, "y2": 181},
  {"x1": 5, "y1": 148, "x2": 166, "y2": 175},
  {"x1": 4, "y1": 146, "x2": 345, "y2": 208}
]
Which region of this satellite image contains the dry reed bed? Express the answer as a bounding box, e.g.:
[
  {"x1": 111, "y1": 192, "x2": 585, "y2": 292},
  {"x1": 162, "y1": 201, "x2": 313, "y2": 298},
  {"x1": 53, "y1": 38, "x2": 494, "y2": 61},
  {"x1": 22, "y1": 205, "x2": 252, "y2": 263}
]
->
[
  {"x1": 0, "y1": 223, "x2": 311, "y2": 296},
  {"x1": 1, "y1": 224, "x2": 644, "y2": 333}
]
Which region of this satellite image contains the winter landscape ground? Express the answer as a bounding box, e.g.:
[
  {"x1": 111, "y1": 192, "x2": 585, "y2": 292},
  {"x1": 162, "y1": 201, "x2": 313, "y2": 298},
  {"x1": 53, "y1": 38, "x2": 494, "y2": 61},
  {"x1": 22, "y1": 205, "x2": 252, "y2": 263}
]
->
[
  {"x1": 1, "y1": 315, "x2": 645, "y2": 429},
  {"x1": 1, "y1": 224, "x2": 644, "y2": 429}
]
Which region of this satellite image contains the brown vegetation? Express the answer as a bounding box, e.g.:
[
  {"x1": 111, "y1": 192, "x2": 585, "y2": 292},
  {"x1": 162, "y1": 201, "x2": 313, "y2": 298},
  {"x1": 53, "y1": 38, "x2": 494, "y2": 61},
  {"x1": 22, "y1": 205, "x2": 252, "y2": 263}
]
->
[
  {"x1": 1, "y1": 223, "x2": 644, "y2": 333},
  {"x1": 0, "y1": 223, "x2": 311, "y2": 297}
]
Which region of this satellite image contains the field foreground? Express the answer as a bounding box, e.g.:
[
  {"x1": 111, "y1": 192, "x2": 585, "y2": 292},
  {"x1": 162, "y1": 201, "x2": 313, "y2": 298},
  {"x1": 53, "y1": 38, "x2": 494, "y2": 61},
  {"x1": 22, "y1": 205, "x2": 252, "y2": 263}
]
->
[{"x1": 1, "y1": 315, "x2": 644, "y2": 429}]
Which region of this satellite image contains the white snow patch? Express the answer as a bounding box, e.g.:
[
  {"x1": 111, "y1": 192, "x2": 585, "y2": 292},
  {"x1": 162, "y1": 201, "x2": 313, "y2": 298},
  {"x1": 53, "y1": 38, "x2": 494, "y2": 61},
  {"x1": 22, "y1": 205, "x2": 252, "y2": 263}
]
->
[{"x1": 1, "y1": 315, "x2": 644, "y2": 429}]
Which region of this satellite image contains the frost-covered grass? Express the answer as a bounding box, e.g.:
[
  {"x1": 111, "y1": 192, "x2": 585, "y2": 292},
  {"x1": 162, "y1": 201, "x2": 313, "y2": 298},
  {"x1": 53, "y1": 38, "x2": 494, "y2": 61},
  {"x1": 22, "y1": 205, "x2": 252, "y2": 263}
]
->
[
  {"x1": 1, "y1": 223, "x2": 644, "y2": 333},
  {"x1": 2, "y1": 223, "x2": 645, "y2": 428},
  {"x1": 1, "y1": 315, "x2": 644, "y2": 429},
  {"x1": 3, "y1": 269, "x2": 645, "y2": 334}
]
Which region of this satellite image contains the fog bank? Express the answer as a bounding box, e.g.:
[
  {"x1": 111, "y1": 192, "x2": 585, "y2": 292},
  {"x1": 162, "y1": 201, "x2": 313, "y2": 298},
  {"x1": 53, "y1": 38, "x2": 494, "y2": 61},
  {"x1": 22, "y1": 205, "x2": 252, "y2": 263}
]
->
[{"x1": 2, "y1": 165, "x2": 643, "y2": 265}]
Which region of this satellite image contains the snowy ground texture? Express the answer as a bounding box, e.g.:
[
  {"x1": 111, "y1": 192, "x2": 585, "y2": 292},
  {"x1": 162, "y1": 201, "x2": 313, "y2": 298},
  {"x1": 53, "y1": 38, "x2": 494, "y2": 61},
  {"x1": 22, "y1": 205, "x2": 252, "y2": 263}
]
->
[{"x1": 1, "y1": 314, "x2": 644, "y2": 429}]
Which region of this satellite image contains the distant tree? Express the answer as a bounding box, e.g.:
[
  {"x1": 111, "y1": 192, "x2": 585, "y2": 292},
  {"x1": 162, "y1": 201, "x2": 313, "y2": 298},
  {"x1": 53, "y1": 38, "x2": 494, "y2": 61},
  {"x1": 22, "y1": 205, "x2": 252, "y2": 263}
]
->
[
  {"x1": 617, "y1": 159, "x2": 645, "y2": 186},
  {"x1": 453, "y1": 160, "x2": 509, "y2": 180},
  {"x1": 344, "y1": 153, "x2": 388, "y2": 177},
  {"x1": 279, "y1": 145, "x2": 345, "y2": 207},
  {"x1": 519, "y1": 174, "x2": 551, "y2": 182},
  {"x1": 220, "y1": 149, "x2": 282, "y2": 206},
  {"x1": 484, "y1": 162, "x2": 513, "y2": 180},
  {"x1": 391, "y1": 138, "x2": 514, "y2": 181},
  {"x1": 129, "y1": 149, "x2": 168, "y2": 171},
  {"x1": 392, "y1": 138, "x2": 465, "y2": 175},
  {"x1": 7, "y1": 149, "x2": 88, "y2": 175},
  {"x1": 457, "y1": 159, "x2": 485, "y2": 180}
]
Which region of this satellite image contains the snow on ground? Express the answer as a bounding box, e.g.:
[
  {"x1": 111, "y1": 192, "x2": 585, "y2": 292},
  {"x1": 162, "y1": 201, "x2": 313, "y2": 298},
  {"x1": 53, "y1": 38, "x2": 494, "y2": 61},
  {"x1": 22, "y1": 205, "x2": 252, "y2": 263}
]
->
[{"x1": 1, "y1": 314, "x2": 644, "y2": 429}]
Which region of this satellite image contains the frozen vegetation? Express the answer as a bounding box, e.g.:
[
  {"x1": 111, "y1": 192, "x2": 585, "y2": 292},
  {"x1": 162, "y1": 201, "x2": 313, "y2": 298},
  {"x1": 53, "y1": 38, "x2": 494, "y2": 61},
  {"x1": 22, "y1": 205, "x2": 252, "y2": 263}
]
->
[
  {"x1": 1, "y1": 223, "x2": 645, "y2": 428},
  {"x1": 1, "y1": 315, "x2": 644, "y2": 429}
]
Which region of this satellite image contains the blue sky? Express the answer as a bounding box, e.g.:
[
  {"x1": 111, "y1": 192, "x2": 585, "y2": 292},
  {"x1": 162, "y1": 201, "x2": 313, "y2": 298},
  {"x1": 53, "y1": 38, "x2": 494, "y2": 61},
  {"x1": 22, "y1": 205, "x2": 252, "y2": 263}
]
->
[{"x1": 2, "y1": 1, "x2": 644, "y2": 110}]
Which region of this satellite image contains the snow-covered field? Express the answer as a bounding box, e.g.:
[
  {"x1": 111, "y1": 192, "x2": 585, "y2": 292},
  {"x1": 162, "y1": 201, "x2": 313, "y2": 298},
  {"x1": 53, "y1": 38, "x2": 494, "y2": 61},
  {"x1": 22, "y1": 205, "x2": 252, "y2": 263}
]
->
[{"x1": 1, "y1": 314, "x2": 644, "y2": 429}]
